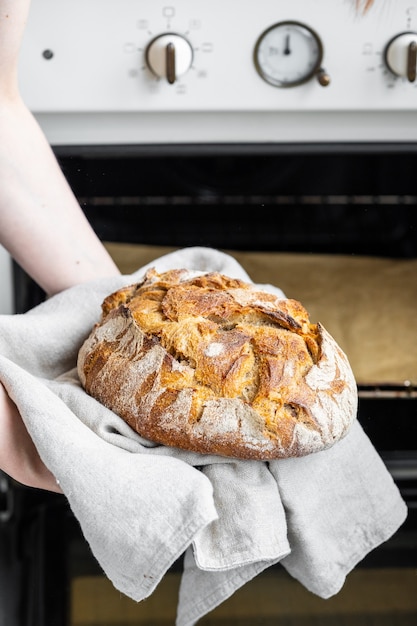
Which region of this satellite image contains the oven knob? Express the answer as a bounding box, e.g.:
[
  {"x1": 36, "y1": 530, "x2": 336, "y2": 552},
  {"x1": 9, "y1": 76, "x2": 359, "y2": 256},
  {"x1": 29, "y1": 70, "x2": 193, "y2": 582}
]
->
[
  {"x1": 384, "y1": 32, "x2": 417, "y2": 82},
  {"x1": 145, "y1": 33, "x2": 193, "y2": 84}
]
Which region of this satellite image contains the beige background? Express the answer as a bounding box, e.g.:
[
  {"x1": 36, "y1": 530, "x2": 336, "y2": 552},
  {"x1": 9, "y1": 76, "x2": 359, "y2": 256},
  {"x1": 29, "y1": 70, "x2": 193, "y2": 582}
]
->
[{"x1": 104, "y1": 243, "x2": 417, "y2": 386}]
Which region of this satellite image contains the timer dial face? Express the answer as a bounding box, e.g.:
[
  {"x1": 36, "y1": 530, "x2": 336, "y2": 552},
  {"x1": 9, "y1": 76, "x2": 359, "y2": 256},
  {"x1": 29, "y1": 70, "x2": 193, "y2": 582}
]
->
[{"x1": 254, "y1": 21, "x2": 323, "y2": 88}]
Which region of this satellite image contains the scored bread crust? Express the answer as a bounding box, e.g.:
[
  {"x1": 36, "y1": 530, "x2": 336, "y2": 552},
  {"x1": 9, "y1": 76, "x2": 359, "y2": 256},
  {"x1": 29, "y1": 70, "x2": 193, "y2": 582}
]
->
[{"x1": 77, "y1": 268, "x2": 358, "y2": 460}]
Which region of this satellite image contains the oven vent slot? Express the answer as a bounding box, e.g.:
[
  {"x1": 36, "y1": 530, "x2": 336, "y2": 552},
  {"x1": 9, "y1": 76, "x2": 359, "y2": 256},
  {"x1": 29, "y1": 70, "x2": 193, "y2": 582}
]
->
[
  {"x1": 358, "y1": 384, "x2": 417, "y2": 399},
  {"x1": 78, "y1": 193, "x2": 417, "y2": 207}
]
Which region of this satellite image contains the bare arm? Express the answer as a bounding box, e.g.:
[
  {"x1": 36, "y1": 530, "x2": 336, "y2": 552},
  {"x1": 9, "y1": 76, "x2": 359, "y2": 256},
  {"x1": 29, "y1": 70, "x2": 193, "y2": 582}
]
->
[
  {"x1": 0, "y1": 0, "x2": 119, "y2": 297},
  {"x1": 0, "y1": 1, "x2": 119, "y2": 491}
]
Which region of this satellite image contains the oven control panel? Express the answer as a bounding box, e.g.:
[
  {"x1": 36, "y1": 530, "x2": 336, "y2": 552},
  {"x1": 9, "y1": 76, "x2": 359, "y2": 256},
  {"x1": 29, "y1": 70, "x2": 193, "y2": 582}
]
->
[{"x1": 18, "y1": 0, "x2": 417, "y2": 144}]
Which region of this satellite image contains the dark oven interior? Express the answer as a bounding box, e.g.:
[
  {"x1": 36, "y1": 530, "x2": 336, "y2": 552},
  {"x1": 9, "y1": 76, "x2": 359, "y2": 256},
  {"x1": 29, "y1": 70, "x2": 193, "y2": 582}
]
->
[
  {"x1": 14, "y1": 141, "x2": 417, "y2": 461},
  {"x1": 4, "y1": 142, "x2": 417, "y2": 625}
]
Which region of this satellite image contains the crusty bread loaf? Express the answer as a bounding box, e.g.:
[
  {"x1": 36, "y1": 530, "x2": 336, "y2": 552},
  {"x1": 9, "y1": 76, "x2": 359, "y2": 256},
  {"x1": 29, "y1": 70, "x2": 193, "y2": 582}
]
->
[{"x1": 77, "y1": 268, "x2": 358, "y2": 460}]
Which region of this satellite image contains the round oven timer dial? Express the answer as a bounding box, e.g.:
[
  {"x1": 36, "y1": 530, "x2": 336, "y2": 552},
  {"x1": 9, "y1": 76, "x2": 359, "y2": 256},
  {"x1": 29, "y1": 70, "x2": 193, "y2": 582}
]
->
[{"x1": 254, "y1": 21, "x2": 330, "y2": 88}]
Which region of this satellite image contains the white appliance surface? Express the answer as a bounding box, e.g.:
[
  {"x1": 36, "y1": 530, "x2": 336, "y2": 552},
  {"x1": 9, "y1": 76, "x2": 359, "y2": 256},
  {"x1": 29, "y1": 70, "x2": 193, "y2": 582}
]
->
[
  {"x1": 18, "y1": 0, "x2": 417, "y2": 145},
  {"x1": 4, "y1": 1, "x2": 416, "y2": 313}
]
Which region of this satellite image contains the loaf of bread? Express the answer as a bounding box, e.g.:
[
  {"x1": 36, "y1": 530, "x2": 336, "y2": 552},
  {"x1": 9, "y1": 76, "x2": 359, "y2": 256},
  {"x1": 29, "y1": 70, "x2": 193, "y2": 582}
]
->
[{"x1": 77, "y1": 268, "x2": 358, "y2": 460}]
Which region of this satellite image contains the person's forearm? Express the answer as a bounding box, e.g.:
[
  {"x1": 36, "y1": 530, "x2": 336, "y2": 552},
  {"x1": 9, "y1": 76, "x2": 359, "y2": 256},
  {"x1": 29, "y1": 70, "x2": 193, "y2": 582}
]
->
[
  {"x1": 0, "y1": 0, "x2": 119, "y2": 296},
  {"x1": 0, "y1": 99, "x2": 120, "y2": 295},
  {"x1": 0, "y1": 382, "x2": 62, "y2": 492}
]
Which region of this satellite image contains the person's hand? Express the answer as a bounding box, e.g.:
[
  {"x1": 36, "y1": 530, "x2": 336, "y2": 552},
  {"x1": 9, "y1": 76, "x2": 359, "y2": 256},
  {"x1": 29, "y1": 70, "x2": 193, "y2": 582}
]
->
[{"x1": 0, "y1": 382, "x2": 62, "y2": 492}]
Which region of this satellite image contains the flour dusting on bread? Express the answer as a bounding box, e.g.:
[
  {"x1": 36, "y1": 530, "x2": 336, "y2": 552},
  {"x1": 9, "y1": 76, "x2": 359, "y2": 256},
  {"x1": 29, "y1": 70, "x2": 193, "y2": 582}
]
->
[{"x1": 77, "y1": 268, "x2": 358, "y2": 460}]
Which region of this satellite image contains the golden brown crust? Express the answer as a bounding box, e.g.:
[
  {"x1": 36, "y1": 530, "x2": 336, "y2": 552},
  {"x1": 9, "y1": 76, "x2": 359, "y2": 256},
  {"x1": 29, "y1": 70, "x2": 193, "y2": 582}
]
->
[{"x1": 77, "y1": 268, "x2": 357, "y2": 459}]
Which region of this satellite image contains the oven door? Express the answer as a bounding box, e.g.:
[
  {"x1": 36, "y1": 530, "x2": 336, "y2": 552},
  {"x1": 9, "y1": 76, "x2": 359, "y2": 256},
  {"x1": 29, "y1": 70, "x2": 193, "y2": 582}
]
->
[{"x1": 4, "y1": 142, "x2": 417, "y2": 626}]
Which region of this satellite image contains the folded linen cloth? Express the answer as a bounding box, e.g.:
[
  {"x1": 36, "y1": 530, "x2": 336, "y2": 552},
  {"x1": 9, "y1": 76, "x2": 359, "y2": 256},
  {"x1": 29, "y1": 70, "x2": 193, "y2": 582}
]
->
[{"x1": 0, "y1": 246, "x2": 407, "y2": 625}]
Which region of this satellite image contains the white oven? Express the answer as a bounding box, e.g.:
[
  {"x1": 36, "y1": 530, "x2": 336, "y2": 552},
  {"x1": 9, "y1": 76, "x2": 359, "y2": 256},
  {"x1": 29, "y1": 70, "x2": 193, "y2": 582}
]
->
[
  {"x1": 2, "y1": 2, "x2": 417, "y2": 625},
  {"x1": 16, "y1": 0, "x2": 417, "y2": 146},
  {"x1": 2, "y1": 0, "x2": 417, "y2": 314}
]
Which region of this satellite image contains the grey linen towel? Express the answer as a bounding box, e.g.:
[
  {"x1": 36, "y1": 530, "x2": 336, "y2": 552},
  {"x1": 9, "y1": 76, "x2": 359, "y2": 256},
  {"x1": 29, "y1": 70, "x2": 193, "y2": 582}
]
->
[{"x1": 0, "y1": 247, "x2": 407, "y2": 626}]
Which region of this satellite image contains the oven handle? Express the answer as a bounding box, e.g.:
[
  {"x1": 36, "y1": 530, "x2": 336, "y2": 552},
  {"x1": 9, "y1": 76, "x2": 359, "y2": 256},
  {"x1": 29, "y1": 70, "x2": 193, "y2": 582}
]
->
[{"x1": 383, "y1": 457, "x2": 417, "y2": 480}]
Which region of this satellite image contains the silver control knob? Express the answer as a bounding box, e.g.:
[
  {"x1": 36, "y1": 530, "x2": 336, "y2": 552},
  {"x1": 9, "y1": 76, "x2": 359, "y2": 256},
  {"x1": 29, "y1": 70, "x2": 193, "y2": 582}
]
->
[
  {"x1": 145, "y1": 33, "x2": 193, "y2": 84},
  {"x1": 385, "y1": 31, "x2": 417, "y2": 82}
]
